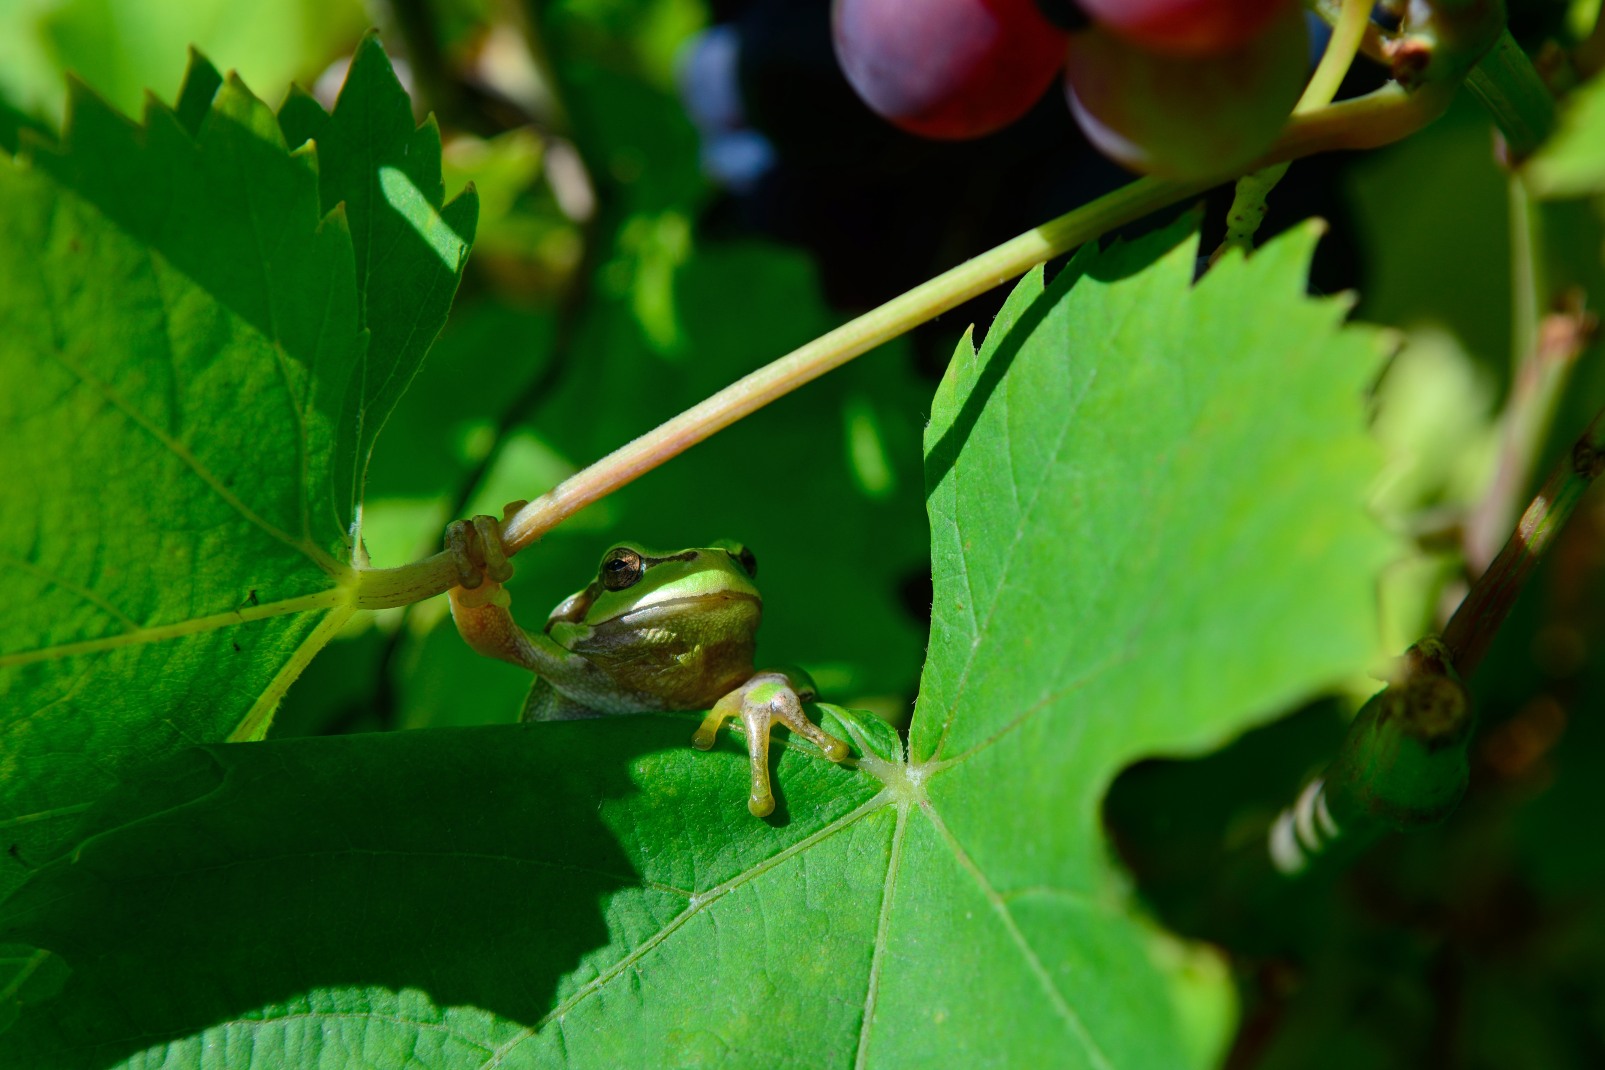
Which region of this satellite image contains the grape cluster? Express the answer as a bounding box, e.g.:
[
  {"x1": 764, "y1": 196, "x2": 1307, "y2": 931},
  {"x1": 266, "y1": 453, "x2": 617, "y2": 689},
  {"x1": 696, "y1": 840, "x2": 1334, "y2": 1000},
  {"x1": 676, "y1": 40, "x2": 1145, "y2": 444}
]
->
[{"x1": 831, "y1": 0, "x2": 1309, "y2": 177}]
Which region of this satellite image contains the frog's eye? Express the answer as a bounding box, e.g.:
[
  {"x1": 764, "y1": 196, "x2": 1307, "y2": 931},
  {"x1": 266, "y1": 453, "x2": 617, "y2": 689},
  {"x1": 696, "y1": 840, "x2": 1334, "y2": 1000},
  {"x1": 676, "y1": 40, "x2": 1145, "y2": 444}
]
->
[
  {"x1": 600, "y1": 547, "x2": 645, "y2": 591},
  {"x1": 733, "y1": 545, "x2": 757, "y2": 578}
]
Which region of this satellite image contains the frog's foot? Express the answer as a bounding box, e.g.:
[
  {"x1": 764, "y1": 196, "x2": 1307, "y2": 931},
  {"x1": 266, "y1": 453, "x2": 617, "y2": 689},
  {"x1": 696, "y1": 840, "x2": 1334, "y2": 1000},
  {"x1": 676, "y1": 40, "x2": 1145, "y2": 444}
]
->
[
  {"x1": 444, "y1": 506, "x2": 522, "y2": 601},
  {"x1": 692, "y1": 671, "x2": 852, "y2": 818},
  {"x1": 445, "y1": 506, "x2": 537, "y2": 669}
]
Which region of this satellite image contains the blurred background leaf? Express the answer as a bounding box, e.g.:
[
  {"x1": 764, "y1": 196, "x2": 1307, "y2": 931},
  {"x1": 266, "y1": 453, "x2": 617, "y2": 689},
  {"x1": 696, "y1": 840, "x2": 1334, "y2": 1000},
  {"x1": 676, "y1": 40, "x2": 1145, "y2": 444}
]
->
[{"x1": 0, "y1": 0, "x2": 368, "y2": 136}]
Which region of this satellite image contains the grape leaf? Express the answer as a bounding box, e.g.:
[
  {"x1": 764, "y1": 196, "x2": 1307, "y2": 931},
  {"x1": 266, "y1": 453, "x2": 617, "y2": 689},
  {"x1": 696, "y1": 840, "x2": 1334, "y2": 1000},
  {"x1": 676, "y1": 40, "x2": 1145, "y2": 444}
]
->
[
  {"x1": 1525, "y1": 68, "x2": 1605, "y2": 198},
  {"x1": 874, "y1": 221, "x2": 1391, "y2": 1065},
  {"x1": 279, "y1": 34, "x2": 480, "y2": 508},
  {"x1": 0, "y1": 710, "x2": 898, "y2": 1067},
  {"x1": 0, "y1": 221, "x2": 1391, "y2": 1066},
  {"x1": 1344, "y1": 99, "x2": 1510, "y2": 375},
  {"x1": 0, "y1": 48, "x2": 476, "y2": 898}
]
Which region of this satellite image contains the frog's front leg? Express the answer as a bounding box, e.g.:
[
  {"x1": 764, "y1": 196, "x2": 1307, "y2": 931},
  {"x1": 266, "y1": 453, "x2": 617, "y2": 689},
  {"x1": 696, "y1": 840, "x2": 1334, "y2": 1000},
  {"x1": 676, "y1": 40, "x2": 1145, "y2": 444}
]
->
[
  {"x1": 445, "y1": 513, "x2": 534, "y2": 669},
  {"x1": 692, "y1": 670, "x2": 852, "y2": 817},
  {"x1": 444, "y1": 512, "x2": 600, "y2": 688}
]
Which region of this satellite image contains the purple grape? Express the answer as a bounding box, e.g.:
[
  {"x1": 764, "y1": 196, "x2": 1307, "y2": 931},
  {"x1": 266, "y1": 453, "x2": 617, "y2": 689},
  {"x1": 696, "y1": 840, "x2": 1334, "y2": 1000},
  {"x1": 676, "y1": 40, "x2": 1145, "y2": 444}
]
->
[{"x1": 832, "y1": 0, "x2": 1069, "y2": 140}]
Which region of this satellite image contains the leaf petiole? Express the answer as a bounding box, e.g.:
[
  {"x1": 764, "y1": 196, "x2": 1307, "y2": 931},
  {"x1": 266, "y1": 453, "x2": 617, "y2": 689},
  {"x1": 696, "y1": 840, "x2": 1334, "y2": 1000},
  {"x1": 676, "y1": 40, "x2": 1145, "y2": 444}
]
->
[{"x1": 1442, "y1": 401, "x2": 1605, "y2": 676}]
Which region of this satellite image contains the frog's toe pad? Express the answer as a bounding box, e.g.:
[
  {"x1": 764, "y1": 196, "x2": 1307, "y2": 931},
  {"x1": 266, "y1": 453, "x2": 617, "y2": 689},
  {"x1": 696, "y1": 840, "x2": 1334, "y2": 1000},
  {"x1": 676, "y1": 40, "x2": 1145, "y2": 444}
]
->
[
  {"x1": 693, "y1": 675, "x2": 855, "y2": 818},
  {"x1": 444, "y1": 514, "x2": 514, "y2": 589}
]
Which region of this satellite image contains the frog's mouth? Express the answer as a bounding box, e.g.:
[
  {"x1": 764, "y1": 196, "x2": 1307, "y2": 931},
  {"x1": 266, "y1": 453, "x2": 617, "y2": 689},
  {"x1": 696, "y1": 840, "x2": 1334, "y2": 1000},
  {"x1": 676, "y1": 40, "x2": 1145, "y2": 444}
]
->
[{"x1": 615, "y1": 590, "x2": 760, "y2": 625}]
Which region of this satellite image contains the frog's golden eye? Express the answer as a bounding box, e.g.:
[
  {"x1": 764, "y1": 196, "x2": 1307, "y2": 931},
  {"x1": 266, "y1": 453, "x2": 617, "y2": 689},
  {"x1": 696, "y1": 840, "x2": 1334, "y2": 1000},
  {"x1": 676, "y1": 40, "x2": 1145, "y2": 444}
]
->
[
  {"x1": 600, "y1": 547, "x2": 644, "y2": 591},
  {"x1": 733, "y1": 545, "x2": 757, "y2": 578}
]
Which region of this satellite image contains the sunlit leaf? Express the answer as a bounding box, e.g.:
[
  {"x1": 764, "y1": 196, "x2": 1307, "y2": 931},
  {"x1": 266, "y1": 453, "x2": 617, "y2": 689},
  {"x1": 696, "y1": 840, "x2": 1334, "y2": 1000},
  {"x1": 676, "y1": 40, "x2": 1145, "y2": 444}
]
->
[{"x1": 0, "y1": 49, "x2": 475, "y2": 897}]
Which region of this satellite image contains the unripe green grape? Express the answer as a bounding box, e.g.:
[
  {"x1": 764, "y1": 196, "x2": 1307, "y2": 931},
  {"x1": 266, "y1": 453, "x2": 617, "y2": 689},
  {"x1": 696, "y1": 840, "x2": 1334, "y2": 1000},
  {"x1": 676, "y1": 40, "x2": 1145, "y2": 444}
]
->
[{"x1": 1063, "y1": 5, "x2": 1308, "y2": 178}]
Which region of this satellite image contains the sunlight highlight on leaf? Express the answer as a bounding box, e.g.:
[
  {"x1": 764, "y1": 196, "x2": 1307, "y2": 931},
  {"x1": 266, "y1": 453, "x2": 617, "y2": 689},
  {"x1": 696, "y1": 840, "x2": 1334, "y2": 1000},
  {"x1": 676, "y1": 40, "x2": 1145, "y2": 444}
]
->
[{"x1": 380, "y1": 165, "x2": 469, "y2": 268}]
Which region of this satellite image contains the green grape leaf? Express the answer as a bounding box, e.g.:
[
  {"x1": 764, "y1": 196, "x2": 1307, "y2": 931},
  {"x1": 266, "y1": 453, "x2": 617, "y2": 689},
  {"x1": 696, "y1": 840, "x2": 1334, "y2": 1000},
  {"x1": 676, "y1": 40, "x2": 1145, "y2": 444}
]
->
[
  {"x1": 1345, "y1": 99, "x2": 1510, "y2": 374},
  {"x1": 883, "y1": 221, "x2": 1391, "y2": 1065},
  {"x1": 1526, "y1": 69, "x2": 1605, "y2": 198},
  {"x1": 0, "y1": 51, "x2": 475, "y2": 898},
  {"x1": 1, "y1": 221, "x2": 1391, "y2": 1066},
  {"x1": 0, "y1": 709, "x2": 899, "y2": 1067},
  {"x1": 278, "y1": 33, "x2": 481, "y2": 508}
]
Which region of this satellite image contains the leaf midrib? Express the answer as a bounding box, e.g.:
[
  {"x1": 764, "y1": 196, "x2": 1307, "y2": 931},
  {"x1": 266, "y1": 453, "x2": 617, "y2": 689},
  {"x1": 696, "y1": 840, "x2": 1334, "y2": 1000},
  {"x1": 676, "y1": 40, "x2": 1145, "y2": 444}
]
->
[{"x1": 0, "y1": 588, "x2": 346, "y2": 667}]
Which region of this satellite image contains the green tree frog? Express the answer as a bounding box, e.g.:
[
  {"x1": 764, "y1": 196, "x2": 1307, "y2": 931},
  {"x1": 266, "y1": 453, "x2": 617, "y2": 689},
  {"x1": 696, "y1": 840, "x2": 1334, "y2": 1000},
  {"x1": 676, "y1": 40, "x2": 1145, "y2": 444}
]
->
[{"x1": 445, "y1": 513, "x2": 851, "y2": 817}]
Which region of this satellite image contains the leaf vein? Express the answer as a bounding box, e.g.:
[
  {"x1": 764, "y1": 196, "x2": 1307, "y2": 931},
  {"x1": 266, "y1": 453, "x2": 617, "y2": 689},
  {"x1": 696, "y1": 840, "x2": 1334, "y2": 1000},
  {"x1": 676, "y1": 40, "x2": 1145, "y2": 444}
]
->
[
  {"x1": 931, "y1": 643, "x2": 1137, "y2": 772},
  {"x1": 921, "y1": 801, "x2": 1113, "y2": 1070},
  {"x1": 40, "y1": 343, "x2": 338, "y2": 575},
  {"x1": 0, "y1": 551, "x2": 141, "y2": 631},
  {"x1": 0, "y1": 802, "x2": 93, "y2": 832},
  {"x1": 482, "y1": 791, "x2": 891, "y2": 1067},
  {"x1": 854, "y1": 797, "x2": 910, "y2": 1070},
  {"x1": 0, "y1": 587, "x2": 347, "y2": 667},
  {"x1": 0, "y1": 948, "x2": 52, "y2": 1003},
  {"x1": 932, "y1": 360, "x2": 1097, "y2": 762}
]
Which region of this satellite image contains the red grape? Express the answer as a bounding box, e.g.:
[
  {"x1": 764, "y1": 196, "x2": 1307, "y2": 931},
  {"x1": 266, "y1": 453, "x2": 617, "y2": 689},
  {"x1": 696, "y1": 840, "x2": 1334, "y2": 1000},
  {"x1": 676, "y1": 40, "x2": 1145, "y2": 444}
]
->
[
  {"x1": 1077, "y1": 0, "x2": 1294, "y2": 55},
  {"x1": 832, "y1": 0, "x2": 1069, "y2": 140},
  {"x1": 1064, "y1": 6, "x2": 1308, "y2": 178}
]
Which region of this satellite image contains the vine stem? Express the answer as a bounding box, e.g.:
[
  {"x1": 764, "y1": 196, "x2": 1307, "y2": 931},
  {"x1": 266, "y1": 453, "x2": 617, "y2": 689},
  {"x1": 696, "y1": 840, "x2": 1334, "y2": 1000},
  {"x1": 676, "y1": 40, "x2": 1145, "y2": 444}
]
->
[
  {"x1": 1465, "y1": 293, "x2": 1594, "y2": 572},
  {"x1": 494, "y1": 174, "x2": 1205, "y2": 554},
  {"x1": 1442, "y1": 403, "x2": 1605, "y2": 677},
  {"x1": 1217, "y1": 0, "x2": 1372, "y2": 257},
  {"x1": 1311, "y1": 0, "x2": 1395, "y2": 67},
  {"x1": 1303, "y1": 0, "x2": 1374, "y2": 111},
  {"x1": 352, "y1": 80, "x2": 1454, "y2": 609},
  {"x1": 1273, "y1": 403, "x2": 1605, "y2": 874},
  {"x1": 1458, "y1": 28, "x2": 1570, "y2": 570}
]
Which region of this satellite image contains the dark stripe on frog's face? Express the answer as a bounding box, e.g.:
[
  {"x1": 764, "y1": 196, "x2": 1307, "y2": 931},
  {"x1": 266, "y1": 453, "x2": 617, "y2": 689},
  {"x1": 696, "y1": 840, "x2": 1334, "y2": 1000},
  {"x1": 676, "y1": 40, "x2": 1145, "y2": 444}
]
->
[
  {"x1": 581, "y1": 543, "x2": 762, "y2": 630},
  {"x1": 640, "y1": 550, "x2": 699, "y2": 565}
]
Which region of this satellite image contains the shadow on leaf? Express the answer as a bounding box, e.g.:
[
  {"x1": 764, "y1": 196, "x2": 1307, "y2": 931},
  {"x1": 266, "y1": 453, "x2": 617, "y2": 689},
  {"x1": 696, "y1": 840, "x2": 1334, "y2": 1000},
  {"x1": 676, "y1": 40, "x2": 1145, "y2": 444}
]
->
[{"x1": 0, "y1": 720, "x2": 700, "y2": 1067}]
